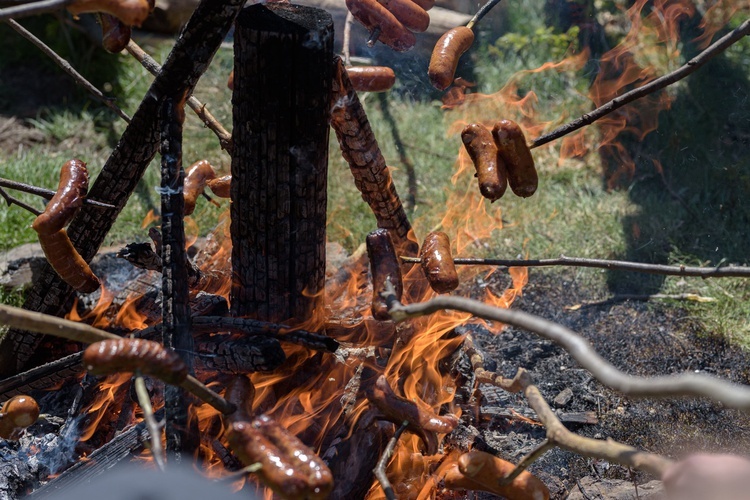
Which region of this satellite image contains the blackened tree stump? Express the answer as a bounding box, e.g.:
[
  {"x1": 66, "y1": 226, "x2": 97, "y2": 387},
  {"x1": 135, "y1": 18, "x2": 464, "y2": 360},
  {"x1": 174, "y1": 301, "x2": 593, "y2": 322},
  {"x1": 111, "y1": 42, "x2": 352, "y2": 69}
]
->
[{"x1": 231, "y1": 4, "x2": 333, "y2": 323}]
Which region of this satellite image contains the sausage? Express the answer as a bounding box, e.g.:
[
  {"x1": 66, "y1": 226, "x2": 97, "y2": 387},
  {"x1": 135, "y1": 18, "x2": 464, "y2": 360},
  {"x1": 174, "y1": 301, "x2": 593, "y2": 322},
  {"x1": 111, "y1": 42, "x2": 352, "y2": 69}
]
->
[
  {"x1": 461, "y1": 123, "x2": 508, "y2": 202},
  {"x1": 224, "y1": 375, "x2": 255, "y2": 423},
  {"x1": 226, "y1": 415, "x2": 333, "y2": 500},
  {"x1": 346, "y1": 66, "x2": 397, "y2": 93},
  {"x1": 457, "y1": 450, "x2": 550, "y2": 500},
  {"x1": 68, "y1": 0, "x2": 151, "y2": 26},
  {"x1": 346, "y1": 0, "x2": 416, "y2": 52},
  {"x1": 492, "y1": 120, "x2": 538, "y2": 198},
  {"x1": 428, "y1": 26, "x2": 475, "y2": 91},
  {"x1": 419, "y1": 231, "x2": 459, "y2": 294},
  {"x1": 183, "y1": 159, "x2": 217, "y2": 215},
  {"x1": 82, "y1": 338, "x2": 188, "y2": 385},
  {"x1": 38, "y1": 229, "x2": 100, "y2": 293},
  {"x1": 376, "y1": 0, "x2": 429, "y2": 32},
  {"x1": 410, "y1": 0, "x2": 434, "y2": 10},
  {"x1": 32, "y1": 159, "x2": 89, "y2": 236},
  {"x1": 227, "y1": 70, "x2": 234, "y2": 91},
  {"x1": 366, "y1": 229, "x2": 403, "y2": 320},
  {"x1": 206, "y1": 175, "x2": 231, "y2": 198},
  {"x1": 99, "y1": 13, "x2": 131, "y2": 53},
  {"x1": 0, "y1": 395, "x2": 40, "y2": 440}
]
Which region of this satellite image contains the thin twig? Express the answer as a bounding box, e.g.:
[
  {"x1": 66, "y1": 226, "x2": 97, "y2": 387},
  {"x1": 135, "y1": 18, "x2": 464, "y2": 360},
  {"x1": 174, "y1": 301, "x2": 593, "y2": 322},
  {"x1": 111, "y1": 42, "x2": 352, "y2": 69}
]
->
[
  {"x1": 343, "y1": 11, "x2": 353, "y2": 67},
  {"x1": 0, "y1": 176, "x2": 117, "y2": 209},
  {"x1": 373, "y1": 420, "x2": 409, "y2": 500},
  {"x1": 498, "y1": 439, "x2": 555, "y2": 486},
  {"x1": 179, "y1": 375, "x2": 235, "y2": 414},
  {"x1": 125, "y1": 40, "x2": 233, "y2": 152},
  {"x1": 530, "y1": 19, "x2": 750, "y2": 149},
  {"x1": 0, "y1": 186, "x2": 42, "y2": 216},
  {"x1": 7, "y1": 19, "x2": 131, "y2": 123},
  {"x1": 0, "y1": 0, "x2": 74, "y2": 22},
  {"x1": 382, "y1": 286, "x2": 750, "y2": 411},
  {"x1": 134, "y1": 374, "x2": 166, "y2": 472},
  {"x1": 0, "y1": 303, "x2": 121, "y2": 344},
  {"x1": 400, "y1": 255, "x2": 750, "y2": 278},
  {"x1": 466, "y1": 0, "x2": 503, "y2": 30}
]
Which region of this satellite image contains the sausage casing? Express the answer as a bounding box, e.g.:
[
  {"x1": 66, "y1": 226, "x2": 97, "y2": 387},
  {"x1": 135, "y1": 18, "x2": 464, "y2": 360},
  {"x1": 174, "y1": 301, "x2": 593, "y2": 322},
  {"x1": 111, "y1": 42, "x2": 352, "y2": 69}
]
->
[
  {"x1": 366, "y1": 228, "x2": 403, "y2": 320},
  {"x1": 419, "y1": 231, "x2": 459, "y2": 294},
  {"x1": 410, "y1": 0, "x2": 434, "y2": 10},
  {"x1": 206, "y1": 175, "x2": 231, "y2": 198},
  {"x1": 83, "y1": 339, "x2": 188, "y2": 385},
  {"x1": 32, "y1": 159, "x2": 89, "y2": 236},
  {"x1": 457, "y1": 450, "x2": 550, "y2": 500},
  {"x1": 224, "y1": 375, "x2": 255, "y2": 423},
  {"x1": 376, "y1": 0, "x2": 429, "y2": 32},
  {"x1": 492, "y1": 120, "x2": 538, "y2": 198},
  {"x1": 39, "y1": 229, "x2": 100, "y2": 293},
  {"x1": 346, "y1": 0, "x2": 416, "y2": 52},
  {"x1": 428, "y1": 26, "x2": 474, "y2": 91},
  {"x1": 346, "y1": 66, "x2": 397, "y2": 93},
  {"x1": 227, "y1": 415, "x2": 333, "y2": 500},
  {"x1": 0, "y1": 395, "x2": 40, "y2": 440},
  {"x1": 461, "y1": 123, "x2": 508, "y2": 202},
  {"x1": 227, "y1": 70, "x2": 234, "y2": 91},
  {"x1": 99, "y1": 13, "x2": 131, "y2": 53},
  {"x1": 183, "y1": 159, "x2": 217, "y2": 215},
  {"x1": 67, "y1": 0, "x2": 151, "y2": 26}
]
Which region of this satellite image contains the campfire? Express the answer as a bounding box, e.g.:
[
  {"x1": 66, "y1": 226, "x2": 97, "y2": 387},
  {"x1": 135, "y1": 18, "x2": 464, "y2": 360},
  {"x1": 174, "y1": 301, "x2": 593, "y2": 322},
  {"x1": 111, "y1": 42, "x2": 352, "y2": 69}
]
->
[{"x1": 1, "y1": 0, "x2": 750, "y2": 498}]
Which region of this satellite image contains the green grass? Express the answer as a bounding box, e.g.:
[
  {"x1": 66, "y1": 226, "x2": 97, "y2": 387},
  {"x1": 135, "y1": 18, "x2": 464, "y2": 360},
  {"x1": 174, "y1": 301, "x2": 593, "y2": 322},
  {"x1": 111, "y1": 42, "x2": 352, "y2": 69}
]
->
[{"x1": 1, "y1": 4, "x2": 749, "y2": 345}]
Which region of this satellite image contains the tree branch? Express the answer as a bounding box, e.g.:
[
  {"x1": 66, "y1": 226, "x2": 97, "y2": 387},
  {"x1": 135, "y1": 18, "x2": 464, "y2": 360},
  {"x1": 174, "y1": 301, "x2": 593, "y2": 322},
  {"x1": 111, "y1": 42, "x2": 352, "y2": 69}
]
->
[
  {"x1": 0, "y1": 0, "x2": 74, "y2": 22},
  {"x1": 0, "y1": 187, "x2": 41, "y2": 216},
  {"x1": 134, "y1": 374, "x2": 166, "y2": 472},
  {"x1": 400, "y1": 254, "x2": 750, "y2": 278},
  {"x1": 530, "y1": 18, "x2": 750, "y2": 149},
  {"x1": 0, "y1": 303, "x2": 121, "y2": 344},
  {"x1": 0, "y1": 176, "x2": 116, "y2": 209},
  {"x1": 373, "y1": 420, "x2": 408, "y2": 500}
]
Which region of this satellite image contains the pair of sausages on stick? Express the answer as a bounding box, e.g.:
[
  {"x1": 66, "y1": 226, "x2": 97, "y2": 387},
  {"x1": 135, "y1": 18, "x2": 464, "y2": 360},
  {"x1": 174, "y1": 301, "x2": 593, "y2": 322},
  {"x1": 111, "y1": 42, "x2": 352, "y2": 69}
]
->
[
  {"x1": 368, "y1": 229, "x2": 459, "y2": 319},
  {"x1": 463, "y1": 120, "x2": 538, "y2": 201},
  {"x1": 346, "y1": 0, "x2": 434, "y2": 52}
]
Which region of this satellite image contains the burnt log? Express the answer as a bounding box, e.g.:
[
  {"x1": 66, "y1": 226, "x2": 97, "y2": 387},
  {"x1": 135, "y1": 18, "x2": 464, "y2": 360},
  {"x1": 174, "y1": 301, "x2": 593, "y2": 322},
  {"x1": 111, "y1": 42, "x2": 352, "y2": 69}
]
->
[
  {"x1": 0, "y1": 0, "x2": 246, "y2": 378},
  {"x1": 230, "y1": 3, "x2": 333, "y2": 322}
]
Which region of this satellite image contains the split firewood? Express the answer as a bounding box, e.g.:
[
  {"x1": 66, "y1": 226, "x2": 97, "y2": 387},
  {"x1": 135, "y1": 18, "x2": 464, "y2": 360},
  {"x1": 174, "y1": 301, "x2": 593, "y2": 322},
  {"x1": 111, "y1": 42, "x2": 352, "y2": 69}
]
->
[
  {"x1": 492, "y1": 119, "x2": 538, "y2": 198},
  {"x1": 366, "y1": 375, "x2": 458, "y2": 454},
  {"x1": 226, "y1": 414, "x2": 334, "y2": 499},
  {"x1": 419, "y1": 231, "x2": 459, "y2": 294},
  {"x1": 98, "y1": 13, "x2": 131, "y2": 53},
  {"x1": 443, "y1": 450, "x2": 550, "y2": 500},
  {"x1": 346, "y1": 66, "x2": 396, "y2": 93},
  {"x1": 67, "y1": 0, "x2": 151, "y2": 26},
  {"x1": 366, "y1": 229, "x2": 403, "y2": 320},
  {"x1": 0, "y1": 395, "x2": 40, "y2": 440}
]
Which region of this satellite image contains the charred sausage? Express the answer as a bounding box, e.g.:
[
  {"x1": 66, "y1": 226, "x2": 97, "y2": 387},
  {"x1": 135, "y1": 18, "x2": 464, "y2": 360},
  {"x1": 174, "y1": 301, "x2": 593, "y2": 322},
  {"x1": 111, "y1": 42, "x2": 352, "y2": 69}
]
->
[
  {"x1": 83, "y1": 338, "x2": 188, "y2": 385},
  {"x1": 32, "y1": 159, "x2": 89, "y2": 236},
  {"x1": 346, "y1": 66, "x2": 397, "y2": 93},
  {"x1": 366, "y1": 228, "x2": 403, "y2": 320},
  {"x1": 428, "y1": 26, "x2": 474, "y2": 91},
  {"x1": 419, "y1": 231, "x2": 459, "y2": 293},
  {"x1": 461, "y1": 123, "x2": 508, "y2": 202},
  {"x1": 492, "y1": 119, "x2": 538, "y2": 198},
  {"x1": 38, "y1": 229, "x2": 100, "y2": 293}
]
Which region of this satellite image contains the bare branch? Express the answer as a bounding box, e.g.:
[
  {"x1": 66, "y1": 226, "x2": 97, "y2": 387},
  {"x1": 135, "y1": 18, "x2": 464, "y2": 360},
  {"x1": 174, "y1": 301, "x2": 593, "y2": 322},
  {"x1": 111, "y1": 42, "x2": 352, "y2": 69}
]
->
[
  {"x1": 497, "y1": 439, "x2": 554, "y2": 486},
  {"x1": 0, "y1": 176, "x2": 116, "y2": 209},
  {"x1": 465, "y1": 0, "x2": 504, "y2": 30},
  {"x1": 530, "y1": 19, "x2": 750, "y2": 149},
  {"x1": 373, "y1": 420, "x2": 408, "y2": 500},
  {"x1": 179, "y1": 375, "x2": 234, "y2": 414},
  {"x1": 383, "y1": 288, "x2": 750, "y2": 411},
  {"x1": 0, "y1": 303, "x2": 121, "y2": 344},
  {"x1": 134, "y1": 374, "x2": 166, "y2": 472},
  {"x1": 125, "y1": 40, "x2": 233, "y2": 152},
  {"x1": 400, "y1": 254, "x2": 750, "y2": 278},
  {"x1": 0, "y1": 186, "x2": 42, "y2": 216},
  {"x1": 0, "y1": 0, "x2": 74, "y2": 22},
  {"x1": 6, "y1": 19, "x2": 131, "y2": 123},
  {"x1": 342, "y1": 11, "x2": 353, "y2": 67}
]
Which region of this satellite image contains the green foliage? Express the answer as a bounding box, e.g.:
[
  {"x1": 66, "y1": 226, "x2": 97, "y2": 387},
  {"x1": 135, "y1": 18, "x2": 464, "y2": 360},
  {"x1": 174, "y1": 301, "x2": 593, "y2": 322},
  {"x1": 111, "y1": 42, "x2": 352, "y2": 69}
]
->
[{"x1": 490, "y1": 26, "x2": 580, "y2": 62}]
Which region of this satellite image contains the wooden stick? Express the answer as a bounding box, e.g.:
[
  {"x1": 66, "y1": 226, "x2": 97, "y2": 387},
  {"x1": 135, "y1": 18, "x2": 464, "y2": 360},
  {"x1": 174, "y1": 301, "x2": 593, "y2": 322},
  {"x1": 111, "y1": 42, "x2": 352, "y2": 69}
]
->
[
  {"x1": 373, "y1": 420, "x2": 408, "y2": 500},
  {"x1": 0, "y1": 187, "x2": 41, "y2": 216},
  {"x1": 0, "y1": 176, "x2": 116, "y2": 209},
  {"x1": 0, "y1": 0, "x2": 74, "y2": 22},
  {"x1": 400, "y1": 255, "x2": 750, "y2": 278},
  {"x1": 0, "y1": 303, "x2": 120, "y2": 344},
  {"x1": 134, "y1": 374, "x2": 166, "y2": 471},
  {"x1": 530, "y1": 19, "x2": 750, "y2": 149}
]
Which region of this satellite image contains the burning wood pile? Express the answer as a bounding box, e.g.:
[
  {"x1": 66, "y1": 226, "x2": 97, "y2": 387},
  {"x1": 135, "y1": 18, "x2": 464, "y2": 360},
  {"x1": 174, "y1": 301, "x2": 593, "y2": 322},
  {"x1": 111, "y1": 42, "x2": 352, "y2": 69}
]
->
[{"x1": 1, "y1": 0, "x2": 750, "y2": 499}]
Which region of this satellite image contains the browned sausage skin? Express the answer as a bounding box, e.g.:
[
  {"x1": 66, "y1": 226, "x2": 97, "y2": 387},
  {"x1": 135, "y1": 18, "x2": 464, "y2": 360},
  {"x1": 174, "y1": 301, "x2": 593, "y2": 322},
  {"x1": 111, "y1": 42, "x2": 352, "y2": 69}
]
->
[
  {"x1": 83, "y1": 339, "x2": 188, "y2": 385},
  {"x1": 183, "y1": 159, "x2": 217, "y2": 215},
  {"x1": 346, "y1": 66, "x2": 397, "y2": 93},
  {"x1": 224, "y1": 375, "x2": 255, "y2": 423},
  {"x1": 206, "y1": 175, "x2": 231, "y2": 198},
  {"x1": 38, "y1": 230, "x2": 100, "y2": 293},
  {"x1": 492, "y1": 119, "x2": 538, "y2": 198},
  {"x1": 346, "y1": 0, "x2": 417, "y2": 52},
  {"x1": 366, "y1": 228, "x2": 403, "y2": 320},
  {"x1": 461, "y1": 123, "x2": 508, "y2": 202},
  {"x1": 32, "y1": 159, "x2": 89, "y2": 236},
  {"x1": 376, "y1": 0, "x2": 429, "y2": 32},
  {"x1": 0, "y1": 395, "x2": 40, "y2": 440},
  {"x1": 458, "y1": 450, "x2": 550, "y2": 500},
  {"x1": 428, "y1": 26, "x2": 475, "y2": 91},
  {"x1": 99, "y1": 13, "x2": 131, "y2": 53},
  {"x1": 68, "y1": 0, "x2": 151, "y2": 26},
  {"x1": 227, "y1": 70, "x2": 234, "y2": 91},
  {"x1": 420, "y1": 231, "x2": 459, "y2": 293},
  {"x1": 410, "y1": 0, "x2": 434, "y2": 10}
]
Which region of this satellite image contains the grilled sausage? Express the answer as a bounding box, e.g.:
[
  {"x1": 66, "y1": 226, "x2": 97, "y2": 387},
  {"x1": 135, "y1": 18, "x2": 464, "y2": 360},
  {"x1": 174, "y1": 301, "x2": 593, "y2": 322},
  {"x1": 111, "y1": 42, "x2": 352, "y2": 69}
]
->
[
  {"x1": 99, "y1": 13, "x2": 131, "y2": 53},
  {"x1": 183, "y1": 159, "x2": 217, "y2": 215},
  {"x1": 492, "y1": 120, "x2": 538, "y2": 198},
  {"x1": 0, "y1": 395, "x2": 40, "y2": 440},
  {"x1": 83, "y1": 339, "x2": 188, "y2": 385},
  {"x1": 457, "y1": 450, "x2": 550, "y2": 500},
  {"x1": 410, "y1": 0, "x2": 434, "y2": 10},
  {"x1": 224, "y1": 375, "x2": 255, "y2": 423},
  {"x1": 376, "y1": 0, "x2": 429, "y2": 32},
  {"x1": 206, "y1": 175, "x2": 231, "y2": 198},
  {"x1": 39, "y1": 229, "x2": 100, "y2": 293},
  {"x1": 32, "y1": 159, "x2": 89, "y2": 236},
  {"x1": 428, "y1": 26, "x2": 474, "y2": 91},
  {"x1": 227, "y1": 70, "x2": 234, "y2": 91},
  {"x1": 461, "y1": 123, "x2": 508, "y2": 201},
  {"x1": 346, "y1": 0, "x2": 416, "y2": 52},
  {"x1": 419, "y1": 231, "x2": 459, "y2": 294},
  {"x1": 346, "y1": 66, "x2": 397, "y2": 93},
  {"x1": 366, "y1": 228, "x2": 403, "y2": 320},
  {"x1": 68, "y1": 0, "x2": 151, "y2": 26}
]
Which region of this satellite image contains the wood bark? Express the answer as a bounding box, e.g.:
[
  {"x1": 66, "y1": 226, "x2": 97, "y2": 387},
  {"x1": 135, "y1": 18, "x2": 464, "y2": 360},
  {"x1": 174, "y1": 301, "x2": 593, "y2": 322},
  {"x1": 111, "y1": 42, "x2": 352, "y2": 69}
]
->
[
  {"x1": 230, "y1": 3, "x2": 333, "y2": 322},
  {"x1": 0, "y1": 0, "x2": 245, "y2": 378}
]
